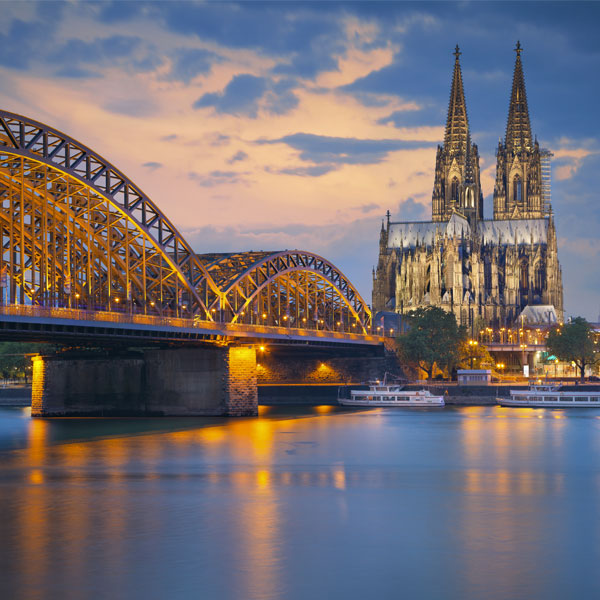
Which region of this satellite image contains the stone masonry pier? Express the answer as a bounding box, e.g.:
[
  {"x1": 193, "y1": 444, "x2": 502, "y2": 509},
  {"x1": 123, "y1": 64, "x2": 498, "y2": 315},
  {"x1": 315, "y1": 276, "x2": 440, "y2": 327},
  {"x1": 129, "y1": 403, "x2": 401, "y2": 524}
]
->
[{"x1": 31, "y1": 346, "x2": 257, "y2": 417}]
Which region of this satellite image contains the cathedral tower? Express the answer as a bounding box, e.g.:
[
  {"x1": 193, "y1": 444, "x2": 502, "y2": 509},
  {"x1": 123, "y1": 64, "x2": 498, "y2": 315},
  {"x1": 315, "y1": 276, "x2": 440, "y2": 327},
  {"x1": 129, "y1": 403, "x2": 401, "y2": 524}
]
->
[
  {"x1": 432, "y1": 46, "x2": 483, "y2": 224},
  {"x1": 493, "y1": 42, "x2": 546, "y2": 220}
]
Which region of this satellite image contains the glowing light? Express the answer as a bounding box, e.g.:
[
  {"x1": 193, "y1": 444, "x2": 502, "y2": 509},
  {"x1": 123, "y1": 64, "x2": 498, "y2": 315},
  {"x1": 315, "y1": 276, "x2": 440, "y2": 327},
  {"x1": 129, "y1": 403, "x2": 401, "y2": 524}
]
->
[{"x1": 259, "y1": 345, "x2": 266, "y2": 352}]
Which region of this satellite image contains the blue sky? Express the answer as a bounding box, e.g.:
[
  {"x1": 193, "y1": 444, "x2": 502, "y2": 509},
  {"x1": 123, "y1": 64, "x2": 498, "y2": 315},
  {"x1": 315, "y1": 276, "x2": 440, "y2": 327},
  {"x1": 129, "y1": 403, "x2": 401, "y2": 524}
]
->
[{"x1": 0, "y1": 1, "x2": 598, "y2": 319}]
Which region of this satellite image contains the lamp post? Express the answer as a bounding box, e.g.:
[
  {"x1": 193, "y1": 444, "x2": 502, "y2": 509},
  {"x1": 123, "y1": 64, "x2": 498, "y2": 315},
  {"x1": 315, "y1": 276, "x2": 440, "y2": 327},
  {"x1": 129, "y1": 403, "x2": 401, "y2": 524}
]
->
[{"x1": 468, "y1": 339, "x2": 478, "y2": 369}]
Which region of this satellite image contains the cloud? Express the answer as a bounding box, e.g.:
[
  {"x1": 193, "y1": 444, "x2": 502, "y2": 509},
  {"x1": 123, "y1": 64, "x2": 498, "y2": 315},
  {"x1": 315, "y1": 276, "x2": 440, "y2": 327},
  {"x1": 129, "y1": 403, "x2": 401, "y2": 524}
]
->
[
  {"x1": 551, "y1": 139, "x2": 598, "y2": 180},
  {"x1": 257, "y1": 133, "x2": 436, "y2": 165},
  {"x1": 102, "y1": 98, "x2": 157, "y2": 118},
  {"x1": 166, "y1": 47, "x2": 223, "y2": 83},
  {"x1": 227, "y1": 151, "x2": 248, "y2": 164},
  {"x1": 188, "y1": 170, "x2": 250, "y2": 188},
  {"x1": 194, "y1": 74, "x2": 268, "y2": 117},
  {"x1": 359, "y1": 203, "x2": 380, "y2": 213},
  {"x1": 194, "y1": 74, "x2": 299, "y2": 117},
  {"x1": 378, "y1": 105, "x2": 445, "y2": 128},
  {"x1": 270, "y1": 165, "x2": 339, "y2": 177},
  {"x1": 142, "y1": 162, "x2": 162, "y2": 171}
]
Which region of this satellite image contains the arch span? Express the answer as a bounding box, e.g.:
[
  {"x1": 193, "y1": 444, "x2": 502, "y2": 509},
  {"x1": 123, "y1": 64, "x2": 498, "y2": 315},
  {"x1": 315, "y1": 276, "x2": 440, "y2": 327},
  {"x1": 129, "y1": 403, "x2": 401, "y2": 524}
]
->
[{"x1": 0, "y1": 110, "x2": 371, "y2": 332}]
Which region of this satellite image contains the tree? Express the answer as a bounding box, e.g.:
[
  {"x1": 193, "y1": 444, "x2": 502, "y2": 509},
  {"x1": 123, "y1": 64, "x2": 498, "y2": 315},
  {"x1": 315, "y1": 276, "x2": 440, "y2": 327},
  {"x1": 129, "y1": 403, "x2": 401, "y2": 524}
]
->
[
  {"x1": 396, "y1": 307, "x2": 466, "y2": 380},
  {"x1": 546, "y1": 317, "x2": 598, "y2": 382},
  {"x1": 458, "y1": 339, "x2": 494, "y2": 370},
  {"x1": 0, "y1": 342, "x2": 53, "y2": 383}
]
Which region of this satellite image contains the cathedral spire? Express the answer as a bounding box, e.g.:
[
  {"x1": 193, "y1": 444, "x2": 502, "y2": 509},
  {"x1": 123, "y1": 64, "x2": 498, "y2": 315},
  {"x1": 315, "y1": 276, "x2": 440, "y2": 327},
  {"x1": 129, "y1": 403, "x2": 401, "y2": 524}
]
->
[
  {"x1": 505, "y1": 41, "x2": 532, "y2": 152},
  {"x1": 444, "y1": 45, "x2": 469, "y2": 155}
]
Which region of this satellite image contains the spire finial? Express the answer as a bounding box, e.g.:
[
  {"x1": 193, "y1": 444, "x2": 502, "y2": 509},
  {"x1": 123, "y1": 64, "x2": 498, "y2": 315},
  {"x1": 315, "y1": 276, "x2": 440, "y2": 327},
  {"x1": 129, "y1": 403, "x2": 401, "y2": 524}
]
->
[
  {"x1": 515, "y1": 41, "x2": 522, "y2": 57},
  {"x1": 454, "y1": 44, "x2": 461, "y2": 60},
  {"x1": 386, "y1": 209, "x2": 391, "y2": 226}
]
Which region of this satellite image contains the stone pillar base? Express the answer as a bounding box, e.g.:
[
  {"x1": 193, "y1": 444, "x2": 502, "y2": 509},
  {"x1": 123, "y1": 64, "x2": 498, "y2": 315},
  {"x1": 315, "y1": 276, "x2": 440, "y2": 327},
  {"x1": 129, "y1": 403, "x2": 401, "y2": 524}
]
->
[{"x1": 32, "y1": 346, "x2": 257, "y2": 417}]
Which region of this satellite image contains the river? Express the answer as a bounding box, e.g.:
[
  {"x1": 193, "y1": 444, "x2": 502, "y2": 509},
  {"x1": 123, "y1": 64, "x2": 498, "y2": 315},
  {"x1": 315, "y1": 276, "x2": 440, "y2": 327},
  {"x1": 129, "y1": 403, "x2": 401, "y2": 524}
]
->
[{"x1": 0, "y1": 405, "x2": 599, "y2": 599}]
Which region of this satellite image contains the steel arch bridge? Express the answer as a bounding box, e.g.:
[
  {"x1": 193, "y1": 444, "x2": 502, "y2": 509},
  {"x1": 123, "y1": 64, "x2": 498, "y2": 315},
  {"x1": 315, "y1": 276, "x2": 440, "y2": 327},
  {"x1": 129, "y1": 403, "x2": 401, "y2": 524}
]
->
[{"x1": 0, "y1": 110, "x2": 371, "y2": 335}]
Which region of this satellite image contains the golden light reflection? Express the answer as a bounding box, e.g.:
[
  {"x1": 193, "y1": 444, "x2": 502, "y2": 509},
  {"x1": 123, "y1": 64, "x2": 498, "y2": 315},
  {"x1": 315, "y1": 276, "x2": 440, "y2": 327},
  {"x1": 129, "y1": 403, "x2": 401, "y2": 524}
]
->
[
  {"x1": 28, "y1": 469, "x2": 44, "y2": 484},
  {"x1": 458, "y1": 406, "x2": 567, "y2": 595}
]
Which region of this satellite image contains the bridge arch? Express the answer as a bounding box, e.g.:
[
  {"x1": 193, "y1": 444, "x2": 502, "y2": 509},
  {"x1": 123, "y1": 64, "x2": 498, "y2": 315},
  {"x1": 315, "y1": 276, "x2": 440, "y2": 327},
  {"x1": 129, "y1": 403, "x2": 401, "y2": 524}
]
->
[
  {"x1": 200, "y1": 250, "x2": 371, "y2": 333},
  {"x1": 0, "y1": 110, "x2": 371, "y2": 332}
]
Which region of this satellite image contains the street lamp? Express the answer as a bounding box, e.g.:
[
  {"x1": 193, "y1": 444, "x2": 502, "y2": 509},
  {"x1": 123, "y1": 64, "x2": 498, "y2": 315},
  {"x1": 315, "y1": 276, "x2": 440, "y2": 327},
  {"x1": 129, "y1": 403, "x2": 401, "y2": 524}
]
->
[{"x1": 468, "y1": 339, "x2": 478, "y2": 369}]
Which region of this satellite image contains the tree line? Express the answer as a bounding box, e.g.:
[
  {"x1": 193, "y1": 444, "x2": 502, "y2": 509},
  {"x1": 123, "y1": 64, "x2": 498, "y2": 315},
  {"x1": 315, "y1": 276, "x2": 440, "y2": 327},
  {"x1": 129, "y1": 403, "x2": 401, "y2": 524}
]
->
[{"x1": 395, "y1": 307, "x2": 598, "y2": 382}]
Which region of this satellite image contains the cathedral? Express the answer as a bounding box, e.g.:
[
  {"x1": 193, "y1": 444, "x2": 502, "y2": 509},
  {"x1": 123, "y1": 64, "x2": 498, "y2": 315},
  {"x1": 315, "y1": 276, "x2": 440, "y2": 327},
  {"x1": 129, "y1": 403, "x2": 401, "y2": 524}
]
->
[{"x1": 372, "y1": 44, "x2": 564, "y2": 328}]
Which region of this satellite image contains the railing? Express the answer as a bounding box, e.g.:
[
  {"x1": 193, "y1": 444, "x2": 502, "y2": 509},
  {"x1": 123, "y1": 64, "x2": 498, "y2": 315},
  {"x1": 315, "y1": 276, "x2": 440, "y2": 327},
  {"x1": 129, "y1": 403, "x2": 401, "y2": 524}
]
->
[{"x1": 0, "y1": 304, "x2": 384, "y2": 344}]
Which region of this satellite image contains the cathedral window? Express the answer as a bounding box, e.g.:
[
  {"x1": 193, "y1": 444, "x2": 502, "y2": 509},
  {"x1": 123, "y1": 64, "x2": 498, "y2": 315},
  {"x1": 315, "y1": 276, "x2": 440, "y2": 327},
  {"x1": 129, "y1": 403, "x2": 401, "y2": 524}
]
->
[
  {"x1": 519, "y1": 259, "x2": 529, "y2": 293},
  {"x1": 451, "y1": 177, "x2": 459, "y2": 204},
  {"x1": 513, "y1": 175, "x2": 522, "y2": 203},
  {"x1": 484, "y1": 259, "x2": 492, "y2": 294},
  {"x1": 535, "y1": 265, "x2": 544, "y2": 293}
]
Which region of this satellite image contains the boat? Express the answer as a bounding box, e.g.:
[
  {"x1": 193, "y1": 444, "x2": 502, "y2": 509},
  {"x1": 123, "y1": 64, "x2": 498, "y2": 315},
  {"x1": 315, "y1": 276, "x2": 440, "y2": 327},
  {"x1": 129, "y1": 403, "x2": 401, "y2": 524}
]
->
[
  {"x1": 338, "y1": 374, "x2": 445, "y2": 407},
  {"x1": 498, "y1": 382, "x2": 600, "y2": 407}
]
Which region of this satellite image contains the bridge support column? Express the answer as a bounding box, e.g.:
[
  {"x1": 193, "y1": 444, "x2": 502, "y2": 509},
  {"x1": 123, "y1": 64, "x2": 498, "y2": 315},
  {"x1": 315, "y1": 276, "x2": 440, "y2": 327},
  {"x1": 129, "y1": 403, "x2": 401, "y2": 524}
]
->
[{"x1": 31, "y1": 345, "x2": 257, "y2": 417}]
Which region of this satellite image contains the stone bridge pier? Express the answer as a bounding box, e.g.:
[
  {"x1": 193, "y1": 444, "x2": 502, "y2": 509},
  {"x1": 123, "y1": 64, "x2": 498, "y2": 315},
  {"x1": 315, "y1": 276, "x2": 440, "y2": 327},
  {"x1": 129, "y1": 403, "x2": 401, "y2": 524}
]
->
[{"x1": 31, "y1": 346, "x2": 258, "y2": 417}]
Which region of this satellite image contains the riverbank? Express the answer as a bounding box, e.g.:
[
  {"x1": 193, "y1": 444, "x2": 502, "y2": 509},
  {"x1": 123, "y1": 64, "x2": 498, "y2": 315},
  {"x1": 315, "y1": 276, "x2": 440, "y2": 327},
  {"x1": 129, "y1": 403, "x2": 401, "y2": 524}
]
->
[
  {"x1": 259, "y1": 382, "x2": 600, "y2": 406},
  {"x1": 0, "y1": 385, "x2": 31, "y2": 407},
  {"x1": 258, "y1": 383, "x2": 504, "y2": 406}
]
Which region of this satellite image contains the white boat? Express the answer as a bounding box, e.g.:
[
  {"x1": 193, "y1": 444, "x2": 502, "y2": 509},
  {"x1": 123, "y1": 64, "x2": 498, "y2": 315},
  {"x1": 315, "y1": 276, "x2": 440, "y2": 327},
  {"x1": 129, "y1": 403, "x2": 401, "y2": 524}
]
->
[
  {"x1": 498, "y1": 383, "x2": 600, "y2": 407},
  {"x1": 339, "y1": 374, "x2": 445, "y2": 407}
]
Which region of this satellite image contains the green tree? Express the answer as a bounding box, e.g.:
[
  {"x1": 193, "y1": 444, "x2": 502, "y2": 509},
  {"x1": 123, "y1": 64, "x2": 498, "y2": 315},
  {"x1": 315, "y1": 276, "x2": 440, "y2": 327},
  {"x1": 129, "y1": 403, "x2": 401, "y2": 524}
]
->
[
  {"x1": 458, "y1": 339, "x2": 495, "y2": 370},
  {"x1": 546, "y1": 317, "x2": 598, "y2": 382},
  {"x1": 396, "y1": 307, "x2": 466, "y2": 380},
  {"x1": 0, "y1": 342, "x2": 53, "y2": 383}
]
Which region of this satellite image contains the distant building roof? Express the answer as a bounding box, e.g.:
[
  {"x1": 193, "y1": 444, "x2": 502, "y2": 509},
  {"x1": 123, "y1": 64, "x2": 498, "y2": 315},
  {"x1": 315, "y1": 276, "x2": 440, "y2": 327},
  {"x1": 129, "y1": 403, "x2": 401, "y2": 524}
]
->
[
  {"x1": 517, "y1": 304, "x2": 558, "y2": 325},
  {"x1": 387, "y1": 214, "x2": 548, "y2": 249},
  {"x1": 388, "y1": 213, "x2": 470, "y2": 248},
  {"x1": 478, "y1": 218, "x2": 548, "y2": 245}
]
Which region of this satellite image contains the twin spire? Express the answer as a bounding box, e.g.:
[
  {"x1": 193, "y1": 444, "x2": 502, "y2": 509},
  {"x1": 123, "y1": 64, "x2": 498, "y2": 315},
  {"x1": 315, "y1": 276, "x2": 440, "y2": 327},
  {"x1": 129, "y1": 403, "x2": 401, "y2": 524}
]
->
[
  {"x1": 445, "y1": 42, "x2": 532, "y2": 153},
  {"x1": 505, "y1": 41, "x2": 533, "y2": 152},
  {"x1": 444, "y1": 45, "x2": 469, "y2": 155}
]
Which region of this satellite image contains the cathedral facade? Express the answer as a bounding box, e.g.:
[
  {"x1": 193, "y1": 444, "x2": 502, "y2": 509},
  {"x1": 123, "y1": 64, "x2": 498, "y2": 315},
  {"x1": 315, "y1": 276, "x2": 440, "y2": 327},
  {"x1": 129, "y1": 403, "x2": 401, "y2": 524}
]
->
[{"x1": 372, "y1": 44, "x2": 564, "y2": 328}]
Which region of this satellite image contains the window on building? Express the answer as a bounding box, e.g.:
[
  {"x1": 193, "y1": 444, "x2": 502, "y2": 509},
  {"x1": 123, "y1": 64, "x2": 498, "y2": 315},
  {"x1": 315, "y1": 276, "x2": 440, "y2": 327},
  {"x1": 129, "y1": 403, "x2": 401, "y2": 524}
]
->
[
  {"x1": 451, "y1": 177, "x2": 459, "y2": 204},
  {"x1": 513, "y1": 175, "x2": 522, "y2": 203},
  {"x1": 520, "y1": 259, "x2": 529, "y2": 292}
]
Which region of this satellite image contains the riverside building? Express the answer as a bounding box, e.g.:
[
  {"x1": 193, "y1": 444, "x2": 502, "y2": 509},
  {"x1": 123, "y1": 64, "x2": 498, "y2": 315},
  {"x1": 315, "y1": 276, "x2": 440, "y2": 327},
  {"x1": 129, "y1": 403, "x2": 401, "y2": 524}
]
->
[{"x1": 372, "y1": 44, "x2": 564, "y2": 328}]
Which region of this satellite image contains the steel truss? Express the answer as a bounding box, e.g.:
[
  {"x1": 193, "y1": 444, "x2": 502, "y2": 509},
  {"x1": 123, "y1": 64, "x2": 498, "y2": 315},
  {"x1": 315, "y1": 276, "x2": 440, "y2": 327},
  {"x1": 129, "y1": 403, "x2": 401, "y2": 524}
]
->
[{"x1": 0, "y1": 110, "x2": 371, "y2": 333}]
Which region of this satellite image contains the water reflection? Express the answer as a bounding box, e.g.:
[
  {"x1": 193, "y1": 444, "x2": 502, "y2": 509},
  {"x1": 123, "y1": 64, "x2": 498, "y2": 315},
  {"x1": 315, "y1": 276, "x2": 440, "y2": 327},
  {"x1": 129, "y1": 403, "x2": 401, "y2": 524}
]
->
[{"x1": 1, "y1": 406, "x2": 600, "y2": 599}]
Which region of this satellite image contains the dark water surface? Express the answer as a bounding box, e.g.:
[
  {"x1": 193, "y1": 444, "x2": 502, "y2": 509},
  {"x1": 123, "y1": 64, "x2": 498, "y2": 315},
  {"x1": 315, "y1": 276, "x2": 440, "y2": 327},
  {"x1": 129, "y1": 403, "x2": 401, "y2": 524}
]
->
[{"x1": 1, "y1": 405, "x2": 599, "y2": 600}]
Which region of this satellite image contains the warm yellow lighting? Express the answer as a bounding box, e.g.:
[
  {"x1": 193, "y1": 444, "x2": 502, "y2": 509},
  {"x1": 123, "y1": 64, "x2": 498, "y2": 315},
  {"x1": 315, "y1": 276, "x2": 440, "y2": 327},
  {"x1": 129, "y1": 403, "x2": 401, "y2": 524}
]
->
[
  {"x1": 262, "y1": 313, "x2": 267, "y2": 319},
  {"x1": 75, "y1": 293, "x2": 80, "y2": 299},
  {"x1": 302, "y1": 317, "x2": 306, "y2": 322},
  {"x1": 283, "y1": 315, "x2": 287, "y2": 320},
  {"x1": 150, "y1": 301, "x2": 155, "y2": 307},
  {"x1": 259, "y1": 345, "x2": 265, "y2": 352},
  {"x1": 114, "y1": 297, "x2": 119, "y2": 303}
]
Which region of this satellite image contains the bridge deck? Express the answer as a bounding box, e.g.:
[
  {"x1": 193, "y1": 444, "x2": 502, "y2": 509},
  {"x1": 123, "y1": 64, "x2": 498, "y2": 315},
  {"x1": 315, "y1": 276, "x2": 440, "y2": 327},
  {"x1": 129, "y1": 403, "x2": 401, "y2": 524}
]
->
[{"x1": 0, "y1": 305, "x2": 385, "y2": 348}]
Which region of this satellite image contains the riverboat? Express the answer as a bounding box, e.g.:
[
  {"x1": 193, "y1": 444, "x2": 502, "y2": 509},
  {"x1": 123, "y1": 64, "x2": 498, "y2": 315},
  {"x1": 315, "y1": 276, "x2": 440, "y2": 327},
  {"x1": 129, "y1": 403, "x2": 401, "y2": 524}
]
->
[
  {"x1": 498, "y1": 383, "x2": 600, "y2": 408},
  {"x1": 339, "y1": 374, "x2": 445, "y2": 407}
]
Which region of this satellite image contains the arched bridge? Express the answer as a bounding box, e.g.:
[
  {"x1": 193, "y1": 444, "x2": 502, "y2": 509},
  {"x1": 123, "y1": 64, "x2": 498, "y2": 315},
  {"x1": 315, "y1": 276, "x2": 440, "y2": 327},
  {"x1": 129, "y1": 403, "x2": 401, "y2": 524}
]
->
[{"x1": 0, "y1": 110, "x2": 375, "y2": 347}]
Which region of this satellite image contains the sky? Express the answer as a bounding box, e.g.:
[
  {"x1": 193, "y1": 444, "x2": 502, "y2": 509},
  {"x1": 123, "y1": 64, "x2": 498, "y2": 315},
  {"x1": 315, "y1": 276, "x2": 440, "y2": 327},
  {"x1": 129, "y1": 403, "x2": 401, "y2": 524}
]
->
[{"x1": 0, "y1": 1, "x2": 598, "y2": 319}]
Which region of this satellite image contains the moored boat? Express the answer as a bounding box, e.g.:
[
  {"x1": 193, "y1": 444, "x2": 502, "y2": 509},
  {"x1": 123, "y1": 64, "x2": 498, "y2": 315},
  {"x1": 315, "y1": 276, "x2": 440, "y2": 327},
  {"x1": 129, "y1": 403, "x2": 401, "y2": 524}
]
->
[
  {"x1": 339, "y1": 374, "x2": 445, "y2": 407},
  {"x1": 498, "y1": 383, "x2": 600, "y2": 407}
]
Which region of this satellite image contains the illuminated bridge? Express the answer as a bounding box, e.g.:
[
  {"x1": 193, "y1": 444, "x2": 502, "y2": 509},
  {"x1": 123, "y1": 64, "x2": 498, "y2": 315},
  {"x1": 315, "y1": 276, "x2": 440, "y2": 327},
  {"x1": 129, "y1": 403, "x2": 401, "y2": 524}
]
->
[{"x1": 0, "y1": 110, "x2": 382, "y2": 417}]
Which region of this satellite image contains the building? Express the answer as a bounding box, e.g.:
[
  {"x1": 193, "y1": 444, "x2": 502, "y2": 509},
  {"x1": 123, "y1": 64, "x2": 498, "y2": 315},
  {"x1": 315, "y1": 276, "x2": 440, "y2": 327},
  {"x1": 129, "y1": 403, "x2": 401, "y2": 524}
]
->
[{"x1": 372, "y1": 44, "x2": 563, "y2": 329}]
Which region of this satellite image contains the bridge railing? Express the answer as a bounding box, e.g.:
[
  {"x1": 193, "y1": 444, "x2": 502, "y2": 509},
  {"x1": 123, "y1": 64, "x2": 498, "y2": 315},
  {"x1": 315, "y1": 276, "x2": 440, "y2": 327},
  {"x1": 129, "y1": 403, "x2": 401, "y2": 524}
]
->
[{"x1": 0, "y1": 304, "x2": 385, "y2": 343}]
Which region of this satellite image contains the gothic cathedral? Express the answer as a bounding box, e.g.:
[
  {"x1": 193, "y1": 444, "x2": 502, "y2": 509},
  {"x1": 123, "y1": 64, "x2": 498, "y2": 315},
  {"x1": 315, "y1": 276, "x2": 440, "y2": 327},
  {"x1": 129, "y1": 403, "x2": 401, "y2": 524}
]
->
[{"x1": 372, "y1": 44, "x2": 564, "y2": 328}]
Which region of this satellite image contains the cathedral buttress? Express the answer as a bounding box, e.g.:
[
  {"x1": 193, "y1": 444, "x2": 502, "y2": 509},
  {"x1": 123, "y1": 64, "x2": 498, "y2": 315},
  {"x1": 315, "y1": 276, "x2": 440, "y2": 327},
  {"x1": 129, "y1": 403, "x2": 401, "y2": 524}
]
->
[{"x1": 432, "y1": 46, "x2": 483, "y2": 224}]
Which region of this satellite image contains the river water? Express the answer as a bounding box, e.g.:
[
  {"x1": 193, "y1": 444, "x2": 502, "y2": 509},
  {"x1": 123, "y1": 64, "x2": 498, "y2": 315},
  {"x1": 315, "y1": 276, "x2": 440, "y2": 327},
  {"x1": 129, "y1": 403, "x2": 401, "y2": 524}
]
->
[{"x1": 1, "y1": 405, "x2": 599, "y2": 600}]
